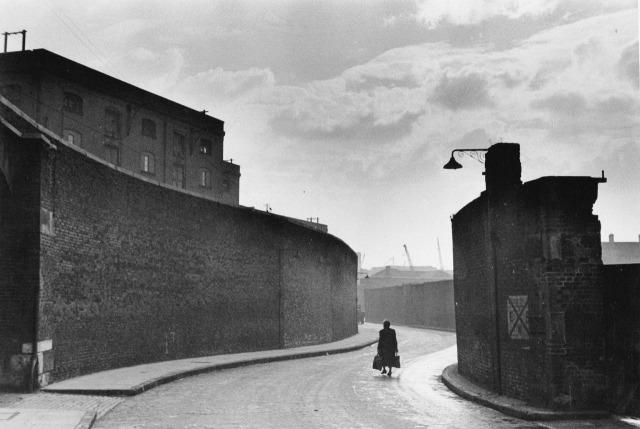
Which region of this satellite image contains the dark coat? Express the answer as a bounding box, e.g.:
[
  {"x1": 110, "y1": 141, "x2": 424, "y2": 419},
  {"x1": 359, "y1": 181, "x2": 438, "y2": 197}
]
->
[{"x1": 378, "y1": 327, "x2": 398, "y2": 366}]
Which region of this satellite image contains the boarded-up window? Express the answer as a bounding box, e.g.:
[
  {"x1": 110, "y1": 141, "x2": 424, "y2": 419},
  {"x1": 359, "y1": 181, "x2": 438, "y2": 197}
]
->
[
  {"x1": 141, "y1": 118, "x2": 157, "y2": 139},
  {"x1": 173, "y1": 165, "x2": 185, "y2": 189},
  {"x1": 105, "y1": 109, "x2": 121, "y2": 139},
  {"x1": 105, "y1": 145, "x2": 120, "y2": 166},
  {"x1": 63, "y1": 92, "x2": 83, "y2": 116},
  {"x1": 173, "y1": 132, "x2": 186, "y2": 159}
]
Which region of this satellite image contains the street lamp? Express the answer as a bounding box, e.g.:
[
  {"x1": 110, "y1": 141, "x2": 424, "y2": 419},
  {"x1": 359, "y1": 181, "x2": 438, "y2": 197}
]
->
[{"x1": 443, "y1": 149, "x2": 488, "y2": 169}]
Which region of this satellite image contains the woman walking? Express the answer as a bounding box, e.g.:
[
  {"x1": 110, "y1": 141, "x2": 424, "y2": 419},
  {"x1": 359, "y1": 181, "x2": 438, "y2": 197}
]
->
[{"x1": 377, "y1": 320, "x2": 398, "y2": 376}]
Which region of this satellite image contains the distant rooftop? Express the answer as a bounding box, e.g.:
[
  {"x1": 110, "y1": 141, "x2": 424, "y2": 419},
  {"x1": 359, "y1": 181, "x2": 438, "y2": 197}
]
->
[
  {"x1": 369, "y1": 266, "x2": 452, "y2": 280},
  {"x1": 602, "y1": 234, "x2": 640, "y2": 265}
]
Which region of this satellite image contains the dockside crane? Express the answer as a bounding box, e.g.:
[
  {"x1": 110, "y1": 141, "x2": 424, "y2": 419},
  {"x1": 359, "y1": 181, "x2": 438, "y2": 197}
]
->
[{"x1": 403, "y1": 244, "x2": 414, "y2": 271}]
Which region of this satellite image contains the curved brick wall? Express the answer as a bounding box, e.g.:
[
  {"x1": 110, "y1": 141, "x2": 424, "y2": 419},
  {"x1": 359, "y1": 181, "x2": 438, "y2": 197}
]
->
[{"x1": 29, "y1": 137, "x2": 357, "y2": 383}]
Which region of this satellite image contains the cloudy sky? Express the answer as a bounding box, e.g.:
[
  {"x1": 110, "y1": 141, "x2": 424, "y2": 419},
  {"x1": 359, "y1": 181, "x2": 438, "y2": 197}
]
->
[{"x1": 2, "y1": 0, "x2": 638, "y2": 269}]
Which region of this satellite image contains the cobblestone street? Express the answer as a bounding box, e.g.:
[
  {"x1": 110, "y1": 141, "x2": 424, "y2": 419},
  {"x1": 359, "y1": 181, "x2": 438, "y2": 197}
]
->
[{"x1": 89, "y1": 325, "x2": 640, "y2": 429}]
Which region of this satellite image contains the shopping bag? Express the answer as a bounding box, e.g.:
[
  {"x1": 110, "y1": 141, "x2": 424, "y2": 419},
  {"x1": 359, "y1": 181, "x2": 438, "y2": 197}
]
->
[
  {"x1": 373, "y1": 354, "x2": 383, "y2": 370},
  {"x1": 392, "y1": 354, "x2": 401, "y2": 368}
]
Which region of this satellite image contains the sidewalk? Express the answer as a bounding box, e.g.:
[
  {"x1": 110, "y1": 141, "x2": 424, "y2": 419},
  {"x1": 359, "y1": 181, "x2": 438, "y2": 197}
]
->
[
  {"x1": 0, "y1": 325, "x2": 379, "y2": 429},
  {"x1": 441, "y1": 363, "x2": 610, "y2": 421}
]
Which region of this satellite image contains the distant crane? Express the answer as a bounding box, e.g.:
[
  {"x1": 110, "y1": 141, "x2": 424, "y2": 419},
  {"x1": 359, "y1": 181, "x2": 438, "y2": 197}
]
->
[{"x1": 403, "y1": 244, "x2": 414, "y2": 271}]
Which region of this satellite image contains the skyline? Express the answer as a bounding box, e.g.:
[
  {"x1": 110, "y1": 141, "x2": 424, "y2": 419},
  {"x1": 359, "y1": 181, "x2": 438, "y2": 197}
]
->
[{"x1": 1, "y1": 0, "x2": 638, "y2": 269}]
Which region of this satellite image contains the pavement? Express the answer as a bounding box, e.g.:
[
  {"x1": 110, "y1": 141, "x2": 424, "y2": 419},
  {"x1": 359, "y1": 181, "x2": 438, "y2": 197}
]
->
[
  {"x1": 0, "y1": 325, "x2": 623, "y2": 428},
  {"x1": 441, "y1": 363, "x2": 611, "y2": 421},
  {"x1": 0, "y1": 325, "x2": 380, "y2": 429}
]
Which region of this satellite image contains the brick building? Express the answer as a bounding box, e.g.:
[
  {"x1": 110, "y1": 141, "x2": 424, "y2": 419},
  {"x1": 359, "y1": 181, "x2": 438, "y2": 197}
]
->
[
  {"x1": 0, "y1": 48, "x2": 240, "y2": 205},
  {"x1": 0, "y1": 50, "x2": 357, "y2": 391},
  {"x1": 451, "y1": 143, "x2": 608, "y2": 411}
]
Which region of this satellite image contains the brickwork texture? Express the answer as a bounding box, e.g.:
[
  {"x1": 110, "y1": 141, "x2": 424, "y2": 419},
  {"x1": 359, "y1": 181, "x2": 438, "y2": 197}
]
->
[
  {"x1": 451, "y1": 143, "x2": 608, "y2": 411},
  {"x1": 604, "y1": 264, "x2": 640, "y2": 416},
  {"x1": 363, "y1": 280, "x2": 455, "y2": 331},
  {"x1": 0, "y1": 127, "x2": 357, "y2": 389}
]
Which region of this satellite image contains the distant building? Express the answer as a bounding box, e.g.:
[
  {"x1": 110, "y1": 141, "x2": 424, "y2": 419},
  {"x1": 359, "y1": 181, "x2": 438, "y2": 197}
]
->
[
  {"x1": 602, "y1": 234, "x2": 640, "y2": 264},
  {"x1": 0, "y1": 49, "x2": 240, "y2": 205},
  {"x1": 358, "y1": 265, "x2": 452, "y2": 313},
  {"x1": 362, "y1": 266, "x2": 452, "y2": 289}
]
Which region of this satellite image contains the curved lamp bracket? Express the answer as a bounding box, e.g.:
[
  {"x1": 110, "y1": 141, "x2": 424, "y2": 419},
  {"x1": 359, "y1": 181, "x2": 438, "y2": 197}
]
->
[{"x1": 443, "y1": 148, "x2": 488, "y2": 169}]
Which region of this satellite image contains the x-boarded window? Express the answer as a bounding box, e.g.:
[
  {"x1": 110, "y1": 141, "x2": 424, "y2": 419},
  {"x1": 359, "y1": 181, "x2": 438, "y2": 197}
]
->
[
  {"x1": 173, "y1": 132, "x2": 186, "y2": 159},
  {"x1": 105, "y1": 108, "x2": 121, "y2": 139},
  {"x1": 172, "y1": 165, "x2": 185, "y2": 189},
  {"x1": 199, "y1": 168, "x2": 211, "y2": 188},
  {"x1": 141, "y1": 152, "x2": 155, "y2": 174},
  {"x1": 63, "y1": 92, "x2": 83, "y2": 116},
  {"x1": 141, "y1": 118, "x2": 157, "y2": 139},
  {"x1": 199, "y1": 139, "x2": 212, "y2": 156},
  {"x1": 105, "y1": 145, "x2": 120, "y2": 166}
]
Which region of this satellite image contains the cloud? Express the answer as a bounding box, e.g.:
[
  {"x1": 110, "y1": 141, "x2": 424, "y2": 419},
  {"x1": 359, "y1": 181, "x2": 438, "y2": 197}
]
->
[
  {"x1": 270, "y1": 108, "x2": 424, "y2": 143},
  {"x1": 414, "y1": 0, "x2": 560, "y2": 28},
  {"x1": 530, "y1": 92, "x2": 640, "y2": 137},
  {"x1": 497, "y1": 71, "x2": 526, "y2": 88},
  {"x1": 528, "y1": 59, "x2": 573, "y2": 90},
  {"x1": 429, "y1": 73, "x2": 494, "y2": 110},
  {"x1": 181, "y1": 68, "x2": 276, "y2": 99},
  {"x1": 618, "y1": 41, "x2": 639, "y2": 89},
  {"x1": 530, "y1": 92, "x2": 588, "y2": 114},
  {"x1": 346, "y1": 74, "x2": 421, "y2": 92},
  {"x1": 165, "y1": 67, "x2": 275, "y2": 111}
]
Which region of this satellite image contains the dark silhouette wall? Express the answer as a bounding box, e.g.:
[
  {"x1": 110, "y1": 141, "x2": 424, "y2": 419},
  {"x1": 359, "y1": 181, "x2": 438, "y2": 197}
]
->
[
  {"x1": 452, "y1": 143, "x2": 607, "y2": 411},
  {"x1": 364, "y1": 280, "x2": 455, "y2": 331},
  {"x1": 0, "y1": 125, "x2": 357, "y2": 389},
  {"x1": 604, "y1": 264, "x2": 640, "y2": 415}
]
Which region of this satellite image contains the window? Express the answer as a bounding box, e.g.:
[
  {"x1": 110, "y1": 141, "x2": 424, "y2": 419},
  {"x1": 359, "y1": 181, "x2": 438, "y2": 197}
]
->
[
  {"x1": 64, "y1": 129, "x2": 82, "y2": 147},
  {"x1": 105, "y1": 109, "x2": 121, "y2": 139},
  {"x1": 222, "y1": 179, "x2": 230, "y2": 192},
  {"x1": 173, "y1": 132, "x2": 186, "y2": 159},
  {"x1": 199, "y1": 139, "x2": 212, "y2": 156},
  {"x1": 141, "y1": 118, "x2": 157, "y2": 139},
  {"x1": 0, "y1": 84, "x2": 21, "y2": 105},
  {"x1": 199, "y1": 168, "x2": 211, "y2": 188},
  {"x1": 140, "y1": 152, "x2": 155, "y2": 174},
  {"x1": 63, "y1": 92, "x2": 83, "y2": 116},
  {"x1": 40, "y1": 208, "x2": 54, "y2": 236},
  {"x1": 104, "y1": 145, "x2": 120, "y2": 166},
  {"x1": 172, "y1": 165, "x2": 185, "y2": 189}
]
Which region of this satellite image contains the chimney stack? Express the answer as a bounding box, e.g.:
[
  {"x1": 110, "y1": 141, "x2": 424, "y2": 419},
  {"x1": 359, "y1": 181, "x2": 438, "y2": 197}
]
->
[
  {"x1": 609, "y1": 234, "x2": 614, "y2": 243},
  {"x1": 484, "y1": 143, "x2": 521, "y2": 194}
]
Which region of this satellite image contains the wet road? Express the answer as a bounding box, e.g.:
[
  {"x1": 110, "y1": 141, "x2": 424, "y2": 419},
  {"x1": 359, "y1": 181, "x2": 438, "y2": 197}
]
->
[{"x1": 94, "y1": 325, "x2": 639, "y2": 428}]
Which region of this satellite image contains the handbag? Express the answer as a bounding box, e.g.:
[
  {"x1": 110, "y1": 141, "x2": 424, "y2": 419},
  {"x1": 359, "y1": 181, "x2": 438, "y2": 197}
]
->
[
  {"x1": 372, "y1": 354, "x2": 383, "y2": 370},
  {"x1": 392, "y1": 354, "x2": 401, "y2": 368}
]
